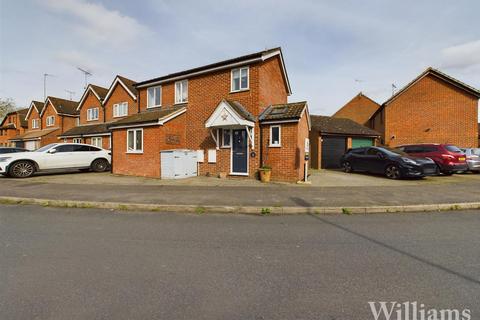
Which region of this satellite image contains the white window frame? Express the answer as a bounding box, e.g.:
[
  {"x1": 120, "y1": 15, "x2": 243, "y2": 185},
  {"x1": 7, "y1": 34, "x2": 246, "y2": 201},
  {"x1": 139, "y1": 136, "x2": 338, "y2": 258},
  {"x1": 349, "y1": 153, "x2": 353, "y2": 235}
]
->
[
  {"x1": 87, "y1": 107, "x2": 99, "y2": 121},
  {"x1": 175, "y1": 80, "x2": 188, "y2": 104},
  {"x1": 221, "y1": 129, "x2": 231, "y2": 148},
  {"x1": 91, "y1": 137, "x2": 103, "y2": 148},
  {"x1": 75, "y1": 117, "x2": 80, "y2": 126},
  {"x1": 32, "y1": 118, "x2": 40, "y2": 129},
  {"x1": 269, "y1": 125, "x2": 281, "y2": 147},
  {"x1": 113, "y1": 102, "x2": 128, "y2": 118},
  {"x1": 127, "y1": 128, "x2": 143, "y2": 153},
  {"x1": 147, "y1": 86, "x2": 162, "y2": 108},
  {"x1": 231, "y1": 67, "x2": 249, "y2": 92},
  {"x1": 46, "y1": 115, "x2": 55, "y2": 127},
  {"x1": 73, "y1": 138, "x2": 82, "y2": 144}
]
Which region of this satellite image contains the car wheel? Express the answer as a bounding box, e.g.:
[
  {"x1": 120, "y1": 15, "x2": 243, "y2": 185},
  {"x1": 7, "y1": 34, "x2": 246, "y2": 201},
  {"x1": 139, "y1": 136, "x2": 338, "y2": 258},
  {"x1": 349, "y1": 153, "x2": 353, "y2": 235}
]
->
[
  {"x1": 91, "y1": 159, "x2": 109, "y2": 172},
  {"x1": 342, "y1": 161, "x2": 353, "y2": 173},
  {"x1": 8, "y1": 161, "x2": 35, "y2": 178},
  {"x1": 385, "y1": 165, "x2": 401, "y2": 179}
]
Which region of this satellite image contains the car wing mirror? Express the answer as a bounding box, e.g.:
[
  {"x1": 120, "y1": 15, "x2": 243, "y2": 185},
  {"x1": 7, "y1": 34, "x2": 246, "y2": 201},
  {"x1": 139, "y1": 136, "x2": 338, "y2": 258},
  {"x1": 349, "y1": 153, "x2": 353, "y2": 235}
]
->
[
  {"x1": 48, "y1": 149, "x2": 57, "y2": 154},
  {"x1": 377, "y1": 153, "x2": 385, "y2": 159}
]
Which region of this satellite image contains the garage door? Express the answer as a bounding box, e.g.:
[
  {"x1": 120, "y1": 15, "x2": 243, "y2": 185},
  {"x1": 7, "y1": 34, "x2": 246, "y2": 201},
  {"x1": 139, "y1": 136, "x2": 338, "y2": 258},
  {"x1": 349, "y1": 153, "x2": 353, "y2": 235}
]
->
[
  {"x1": 321, "y1": 137, "x2": 346, "y2": 169},
  {"x1": 351, "y1": 138, "x2": 374, "y2": 148}
]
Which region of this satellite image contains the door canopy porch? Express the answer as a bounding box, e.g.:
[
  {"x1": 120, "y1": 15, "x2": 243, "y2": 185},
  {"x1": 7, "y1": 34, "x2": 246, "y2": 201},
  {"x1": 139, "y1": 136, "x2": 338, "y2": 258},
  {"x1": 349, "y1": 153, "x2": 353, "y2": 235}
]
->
[
  {"x1": 205, "y1": 99, "x2": 256, "y2": 150},
  {"x1": 205, "y1": 99, "x2": 255, "y2": 129}
]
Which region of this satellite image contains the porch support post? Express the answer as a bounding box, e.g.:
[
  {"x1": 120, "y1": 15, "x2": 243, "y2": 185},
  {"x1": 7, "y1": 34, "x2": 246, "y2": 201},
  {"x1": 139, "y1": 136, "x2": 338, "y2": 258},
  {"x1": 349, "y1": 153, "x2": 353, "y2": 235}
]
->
[
  {"x1": 245, "y1": 126, "x2": 254, "y2": 150},
  {"x1": 210, "y1": 128, "x2": 219, "y2": 150}
]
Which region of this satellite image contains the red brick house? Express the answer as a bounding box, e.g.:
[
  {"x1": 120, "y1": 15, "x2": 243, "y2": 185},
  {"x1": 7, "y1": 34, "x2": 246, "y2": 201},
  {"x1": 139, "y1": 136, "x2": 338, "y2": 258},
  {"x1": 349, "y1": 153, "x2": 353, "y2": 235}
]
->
[
  {"x1": 11, "y1": 98, "x2": 79, "y2": 150},
  {"x1": 0, "y1": 108, "x2": 28, "y2": 147},
  {"x1": 109, "y1": 48, "x2": 311, "y2": 182},
  {"x1": 333, "y1": 92, "x2": 381, "y2": 126},
  {"x1": 59, "y1": 76, "x2": 137, "y2": 149},
  {"x1": 369, "y1": 68, "x2": 480, "y2": 147}
]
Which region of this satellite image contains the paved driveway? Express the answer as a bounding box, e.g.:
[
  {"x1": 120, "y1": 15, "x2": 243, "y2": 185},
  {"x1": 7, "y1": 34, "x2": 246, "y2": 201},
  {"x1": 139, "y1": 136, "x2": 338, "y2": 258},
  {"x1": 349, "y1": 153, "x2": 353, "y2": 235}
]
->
[
  {"x1": 1, "y1": 205, "x2": 479, "y2": 319},
  {"x1": 2, "y1": 169, "x2": 479, "y2": 187}
]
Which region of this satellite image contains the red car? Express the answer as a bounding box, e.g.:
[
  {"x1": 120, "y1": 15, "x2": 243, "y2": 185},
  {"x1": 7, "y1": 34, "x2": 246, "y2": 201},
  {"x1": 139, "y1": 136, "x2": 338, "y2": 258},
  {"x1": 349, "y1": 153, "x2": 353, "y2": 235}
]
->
[{"x1": 396, "y1": 144, "x2": 468, "y2": 175}]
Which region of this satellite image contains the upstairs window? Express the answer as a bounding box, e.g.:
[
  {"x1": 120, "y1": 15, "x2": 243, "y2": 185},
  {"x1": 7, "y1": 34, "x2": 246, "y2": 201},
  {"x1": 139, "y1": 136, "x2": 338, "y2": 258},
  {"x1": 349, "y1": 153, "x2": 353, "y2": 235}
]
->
[
  {"x1": 231, "y1": 67, "x2": 249, "y2": 92},
  {"x1": 87, "y1": 108, "x2": 99, "y2": 121},
  {"x1": 175, "y1": 80, "x2": 188, "y2": 104},
  {"x1": 113, "y1": 102, "x2": 128, "y2": 117},
  {"x1": 75, "y1": 118, "x2": 80, "y2": 126},
  {"x1": 32, "y1": 119, "x2": 40, "y2": 129},
  {"x1": 147, "y1": 86, "x2": 161, "y2": 108},
  {"x1": 46, "y1": 115, "x2": 55, "y2": 127},
  {"x1": 269, "y1": 125, "x2": 281, "y2": 147}
]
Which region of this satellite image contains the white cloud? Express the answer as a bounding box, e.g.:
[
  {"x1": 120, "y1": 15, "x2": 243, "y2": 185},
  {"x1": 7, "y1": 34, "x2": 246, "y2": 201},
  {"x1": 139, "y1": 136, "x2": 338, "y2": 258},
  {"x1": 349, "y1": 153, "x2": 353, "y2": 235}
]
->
[
  {"x1": 42, "y1": 0, "x2": 152, "y2": 47},
  {"x1": 439, "y1": 40, "x2": 480, "y2": 70},
  {"x1": 55, "y1": 50, "x2": 101, "y2": 72}
]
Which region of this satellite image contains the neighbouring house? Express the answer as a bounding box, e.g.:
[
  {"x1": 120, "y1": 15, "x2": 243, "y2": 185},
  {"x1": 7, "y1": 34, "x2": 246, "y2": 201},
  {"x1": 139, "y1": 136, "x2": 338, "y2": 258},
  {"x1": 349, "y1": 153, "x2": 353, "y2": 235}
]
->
[
  {"x1": 11, "y1": 98, "x2": 79, "y2": 150},
  {"x1": 59, "y1": 76, "x2": 138, "y2": 150},
  {"x1": 333, "y1": 92, "x2": 381, "y2": 126},
  {"x1": 309, "y1": 115, "x2": 380, "y2": 169},
  {"x1": 0, "y1": 108, "x2": 28, "y2": 147},
  {"x1": 369, "y1": 67, "x2": 480, "y2": 148},
  {"x1": 108, "y1": 47, "x2": 311, "y2": 182},
  {"x1": 59, "y1": 84, "x2": 109, "y2": 148}
]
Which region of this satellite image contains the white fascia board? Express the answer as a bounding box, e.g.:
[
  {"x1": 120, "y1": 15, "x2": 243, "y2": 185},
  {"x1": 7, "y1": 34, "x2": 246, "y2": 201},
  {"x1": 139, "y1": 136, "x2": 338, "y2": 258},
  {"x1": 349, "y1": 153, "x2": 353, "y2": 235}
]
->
[
  {"x1": 261, "y1": 49, "x2": 292, "y2": 95},
  {"x1": 109, "y1": 122, "x2": 159, "y2": 130},
  {"x1": 77, "y1": 86, "x2": 102, "y2": 111},
  {"x1": 260, "y1": 119, "x2": 300, "y2": 125},
  {"x1": 25, "y1": 102, "x2": 39, "y2": 121},
  {"x1": 103, "y1": 77, "x2": 137, "y2": 104},
  {"x1": 158, "y1": 108, "x2": 187, "y2": 125}
]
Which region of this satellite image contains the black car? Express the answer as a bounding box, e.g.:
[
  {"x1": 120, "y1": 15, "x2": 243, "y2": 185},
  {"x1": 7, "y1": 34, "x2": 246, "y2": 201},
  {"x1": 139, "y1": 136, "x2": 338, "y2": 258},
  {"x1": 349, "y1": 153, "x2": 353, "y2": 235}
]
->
[
  {"x1": 340, "y1": 146, "x2": 438, "y2": 179},
  {"x1": 0, "y1": 147, "x2": 28, "y2": 154}
]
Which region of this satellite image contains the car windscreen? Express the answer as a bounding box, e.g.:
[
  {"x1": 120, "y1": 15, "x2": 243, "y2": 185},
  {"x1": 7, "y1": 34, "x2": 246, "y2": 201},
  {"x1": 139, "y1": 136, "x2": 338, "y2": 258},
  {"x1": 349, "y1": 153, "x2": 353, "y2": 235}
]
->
[
  {"x1": 471, "y1": 149, "x2": 480, "y2": 156},
  {"x1": 445, "y1": 145, "x2": 462, "y2": 153},
  {"x1": 379, "y1": 147, "x2": 408, "y2": 156},
  {"x1": 35, "y1": 144, "x2": 58, "y2": 152}
]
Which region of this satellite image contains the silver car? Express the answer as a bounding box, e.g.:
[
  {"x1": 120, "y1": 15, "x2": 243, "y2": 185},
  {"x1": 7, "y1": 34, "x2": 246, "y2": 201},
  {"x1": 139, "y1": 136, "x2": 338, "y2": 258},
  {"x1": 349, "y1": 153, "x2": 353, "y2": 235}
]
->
[{"x1": 461, "y1": 148, "x2": 480, "y2": 172}]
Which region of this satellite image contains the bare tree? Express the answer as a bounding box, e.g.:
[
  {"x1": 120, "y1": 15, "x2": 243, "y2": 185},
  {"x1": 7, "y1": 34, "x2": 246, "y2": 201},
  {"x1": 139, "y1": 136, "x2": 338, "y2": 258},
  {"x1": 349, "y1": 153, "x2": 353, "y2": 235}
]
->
[{"x1": 0, "y1": 97, "x2": 17, "y2": 123}]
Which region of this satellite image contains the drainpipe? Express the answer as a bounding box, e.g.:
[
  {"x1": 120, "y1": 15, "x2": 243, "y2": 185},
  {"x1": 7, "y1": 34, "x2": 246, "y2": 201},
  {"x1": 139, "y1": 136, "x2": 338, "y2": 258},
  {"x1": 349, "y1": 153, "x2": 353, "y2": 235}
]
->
[
  {"x1": 110, "y1": 130, "x2": 114, "y2": 173},
  {"x1": 137, "y1": 92, "x2": 140, "y2": 114},
  {"x1": 259, "y1": 123, "x2": 263, "y2": 167}
]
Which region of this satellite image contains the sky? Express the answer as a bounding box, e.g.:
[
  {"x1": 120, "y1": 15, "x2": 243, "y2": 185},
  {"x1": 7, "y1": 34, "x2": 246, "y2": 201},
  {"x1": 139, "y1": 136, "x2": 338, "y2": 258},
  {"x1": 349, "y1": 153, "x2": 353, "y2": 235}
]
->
[{"x1": 0, "y1": 0, "x2": 479, "y2": 115}]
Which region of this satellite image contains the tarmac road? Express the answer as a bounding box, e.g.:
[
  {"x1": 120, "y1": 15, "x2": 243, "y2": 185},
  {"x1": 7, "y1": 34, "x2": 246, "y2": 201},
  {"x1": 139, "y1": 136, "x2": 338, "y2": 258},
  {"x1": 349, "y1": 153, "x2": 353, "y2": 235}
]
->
[{"x1": 1, "y1": 205, "x2": 479, "y2": 319}]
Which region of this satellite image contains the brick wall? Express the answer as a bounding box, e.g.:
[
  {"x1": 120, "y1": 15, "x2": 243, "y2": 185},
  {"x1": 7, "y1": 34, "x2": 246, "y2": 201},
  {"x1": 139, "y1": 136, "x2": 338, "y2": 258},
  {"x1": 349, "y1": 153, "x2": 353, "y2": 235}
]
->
[
  {"x1": 41, "y1": 101, "x2": 58, "y2": 130},
  {"x1": 333, "y1": 93, "x2": 380, "y2": 126},
  {"x1": 104, "y1": 83, "x2": 137, "y2": 122},
  {"x1": 112, "y1": 113, "x2": 186, "y2": 178},
  {"x1": 384, "y1": 74, "x2": 479, "y2": 147},
  {"x1": 133, "y1": 56, "x2": 289, "y2": 179},
  {"x1": 79, "y1": 91, "x2": 103, "y2": 124},
  {"x1": 27, "y1": 107, "x2": 41, "y2": 131},
  {"x1": 260, "y1": 112, "x2": 309, "y2": 182}
]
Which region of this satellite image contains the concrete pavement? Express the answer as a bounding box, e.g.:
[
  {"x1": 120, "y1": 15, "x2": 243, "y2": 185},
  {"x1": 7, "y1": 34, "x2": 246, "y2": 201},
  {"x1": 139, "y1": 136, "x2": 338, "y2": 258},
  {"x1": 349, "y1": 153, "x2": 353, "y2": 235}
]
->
[{"x1": 1, "y1": 205, "x2": 479, "y2": 319}]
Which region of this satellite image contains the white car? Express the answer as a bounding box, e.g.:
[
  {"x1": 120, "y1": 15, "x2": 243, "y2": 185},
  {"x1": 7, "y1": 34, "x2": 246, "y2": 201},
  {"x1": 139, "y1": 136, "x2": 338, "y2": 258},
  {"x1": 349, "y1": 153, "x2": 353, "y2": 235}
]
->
[{"x1": 0, "y1": 143, "x2": 111, "y2": 178}]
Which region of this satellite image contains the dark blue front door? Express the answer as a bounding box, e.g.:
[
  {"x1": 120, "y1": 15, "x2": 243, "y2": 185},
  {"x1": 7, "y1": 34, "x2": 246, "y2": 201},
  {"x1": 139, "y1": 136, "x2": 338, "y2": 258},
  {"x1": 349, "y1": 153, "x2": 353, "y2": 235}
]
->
[{"x1": 232, "y1": 129, "x2": 248, "y2": 174}]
